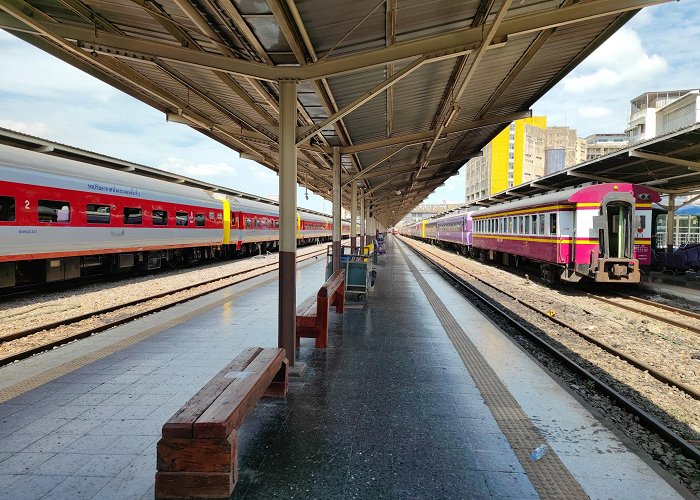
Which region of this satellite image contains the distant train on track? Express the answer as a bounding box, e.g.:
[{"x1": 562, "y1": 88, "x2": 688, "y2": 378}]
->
[
  {"x1": 0, "y1": 145, "x2": 349, "y2": 289},
  {"x1": 401, "y1": 183, "x2": 660, "y2": 283}
]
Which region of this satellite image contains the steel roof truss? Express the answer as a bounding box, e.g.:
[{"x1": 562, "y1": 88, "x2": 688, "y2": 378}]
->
[
  {"x1": 296, "y1": 56, "x2": 427, "y2": 145},
  {"x1": 629, "y1": 150, "x2": 700, "y2": 172},
  {"x1": 341, "y1": 110, "x2": 531, "y2": 154}
]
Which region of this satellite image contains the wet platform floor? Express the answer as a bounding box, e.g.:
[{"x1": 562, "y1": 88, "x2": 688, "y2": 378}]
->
[{"x1": 0, "y1": 237, "x2": 688, "y2": 499}]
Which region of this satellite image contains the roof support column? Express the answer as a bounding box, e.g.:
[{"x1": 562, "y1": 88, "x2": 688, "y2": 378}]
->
[
  {"x1": 332, "y1": 147, "x2": 341, "y2": 272},
  {"x1": 278, "y1": 80, "x2": 298, "y2": 368},
  {"x1": 667, "y1": 194, "x2": 676, "y2": 252},
  {"x1": 360, "y1": 191, "x2": 366, "y2": 249},
  {"x1": 350, "y1": 182, "x2": 358, "y2": 254}
]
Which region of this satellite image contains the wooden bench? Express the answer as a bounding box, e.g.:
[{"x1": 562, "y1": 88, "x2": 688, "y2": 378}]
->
[
  {"x1": 296, "y1": 269, "x2": 345, "y2": 348},
  {"x1": 155, "y1": 347, "x2": 288, "y2": 499}
]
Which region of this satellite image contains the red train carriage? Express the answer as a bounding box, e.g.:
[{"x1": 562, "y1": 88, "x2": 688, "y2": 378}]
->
[
  {"x1": 0, "y1": 144, "x2": 339, "y2": 289},
  {"x1": 0, "y1": 145, "x2": 224, "y2": 287}
]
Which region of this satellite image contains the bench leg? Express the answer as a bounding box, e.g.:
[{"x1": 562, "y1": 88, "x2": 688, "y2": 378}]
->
[
  {"x1": 155, "y1": 431, "x2": 238, "y2": 499},
  {"x1": 316, "y1": 305, "x2": 329, "y2": 349},
  {"x1": 335, "y1": 286, "x2": 345, "y2": 314},
  {"x1": 263, "y1": 358, "x2": 288, "y2": 398}
]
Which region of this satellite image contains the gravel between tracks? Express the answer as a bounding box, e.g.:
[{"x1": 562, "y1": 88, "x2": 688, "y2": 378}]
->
[
  {"x1": 0, "y1": 244, "x2": 327, "y2": 351},
  {"x1": 399, "y1": 236, "x2": 700, "y2": 493}
]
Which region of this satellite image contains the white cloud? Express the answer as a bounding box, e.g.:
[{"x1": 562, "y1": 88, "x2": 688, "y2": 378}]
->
[
  {"x1": 0, "y1": 119, "x2": 48, "y2": 136},
  {"x1": 250, "y1": 164, "x2": 276, "y2": 181},
  {"x1": 0, "y1": 31, "x2": 119, "y2": 104},
  {"x1": 630, "y1": 8, "x2": 653, "y2": 28},
  {"x1": 562, "y1": 28, "x2": 667, "y2": 94},
  {"x1": 158, "y1": 157, "x2": 237, "y2": 178},
  {"x1": 578, "y1": 106, "x2": 612, "y2": 119}
]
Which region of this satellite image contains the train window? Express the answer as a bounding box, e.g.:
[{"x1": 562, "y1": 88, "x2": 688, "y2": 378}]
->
[
  {"x1": 256, "y1": 219, "x2": 261, "y2": 229},
  {"x1": 508, "y1": 217, "x2": 513, "y2": 234},
  {"x1": 531, "y1": 215, "x2": 538, "y2": 235},
  {"x1": 0, "y1": 196, "x2": 16, "y2": 221},
  {"x1": 525, "y1": 216, "x2": 531, "y2": 234},
  {"x1": 549, "y1": 213, "x2": 557, "y2": 235},
  {"x1": 124, "y1": 207, "x2": 142, "y2": 225},
  {"x1": 153, "y1": 210, "x2": 168, "y2": 226},
  {"x1": 275, "y1": 220, "x2": 279, "y2": 229},
  {"x1": 195, "y1": 213, "x2": 205, "y2": 227},
  {"x1": 245, "y1": 218, "x2": 251, "y2": 229},
  {"x1": 39, "y1": 200, "x2": 70, "y2": 223},
  {"x1": 87, "y1": 204, "x2": 110, "y2": 224},
  {"x1": 636, "y1": 215, "x2": 646, "y2": 230},
  {"x1": 519, "y1": 217, "x2": 524, "y2": 234},
  {"x1": 176, "y1": 211, "x2": 189, "y2": 226},
  {"x1": 538, "y1": 214, "x2": 545, "y2": 235}
]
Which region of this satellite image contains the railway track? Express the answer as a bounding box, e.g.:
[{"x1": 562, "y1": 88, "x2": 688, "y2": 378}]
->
[
  {"x1": 402, "y1": 238, "x2": 700, "y2": 401},
  {"x1": 0, "y1": 247, "x2": 327, "y2": 366},
  {"x1": 587, "y1": 292, "x2": 700, "y2": 336},
  {"x1": 399, "y1": 236, "x2": 700, "y2": 467}
]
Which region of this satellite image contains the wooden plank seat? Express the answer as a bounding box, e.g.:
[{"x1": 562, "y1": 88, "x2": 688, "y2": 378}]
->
[
  {"x1": 155, "y1": 347, "x2": 288, "y2": 499},
  {"x1": 296, "y1": 269, "x2": 345, "y2": 348}
]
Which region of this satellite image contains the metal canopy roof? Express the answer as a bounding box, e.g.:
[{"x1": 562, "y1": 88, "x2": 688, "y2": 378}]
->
[
  {"x1": 470, "y1": 123, "x2": 700, "y2": 208},
  {"x1": 0, "y1": 0, "x2": 673, "y2": 226}
]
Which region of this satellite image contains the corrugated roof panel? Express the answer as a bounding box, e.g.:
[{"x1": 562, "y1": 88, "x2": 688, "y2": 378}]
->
[
  {"x1": 297, "y1": 0, "x2": 387, "y2": 56},
  {"x1": 1, "y1": 0, "x2": 677, "y2": 223}
]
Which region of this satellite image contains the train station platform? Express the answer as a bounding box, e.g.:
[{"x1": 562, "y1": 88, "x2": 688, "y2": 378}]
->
[{"x1": 0, "y1": 238, "x2": 689, "y2": 499}]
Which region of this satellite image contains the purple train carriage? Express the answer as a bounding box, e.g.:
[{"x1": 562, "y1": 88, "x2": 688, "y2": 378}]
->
[{"x1": 401, "y1": 183, "x2": 660, "y2": 284}]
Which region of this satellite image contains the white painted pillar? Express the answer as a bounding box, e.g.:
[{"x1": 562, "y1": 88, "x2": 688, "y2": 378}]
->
[
  {"x1": 332, "y1": 147, "x2": 341, "y2": 272},
  {"x1": 360, "y1": 192, "x2": 365, "y2": 249},
  {"x1": 278, "y1": 80, "x2": 297, "y2": 367},
  {"x1": 350, "y1": 182, "x2": 357, "y2": 254}
]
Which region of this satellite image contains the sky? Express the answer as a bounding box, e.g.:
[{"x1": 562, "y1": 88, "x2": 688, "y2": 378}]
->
[{"x1": 0, "y1": 1, "x2": 698, "y2": 214}]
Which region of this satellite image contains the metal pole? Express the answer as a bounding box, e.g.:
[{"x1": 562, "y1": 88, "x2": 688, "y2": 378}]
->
[
  {"x1": 667, "y1": 194, "x2": 676, "y2": 253},
  {"x1": 350, "y1": 182, "x2": 357, "y2": 253},
  {"x1": 360, "y1": 192, "x2": 365, "y2": 249},
  {"x1": 332, "y1": 147, "x2": 341, "y2": 272},
  {"x1": 278, "y1": 80, "x2": 297, "y2": 367}
]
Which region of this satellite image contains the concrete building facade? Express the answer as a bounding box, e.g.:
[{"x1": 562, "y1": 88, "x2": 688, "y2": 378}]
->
[
  {"x1": 584, "y1": 133, "x2": 629, "y2": 160},
  {"x1": 655, "y1": 90, "x2": 700, "y2": 137},
  {"x1": 626, "y1": 89, "x2": 697, "y2": 143},
  {"x1": 544, "y1": 126, "x2": 586, "y2": 173},
  {"x1": 464, "y1": 116, "x2": 546, "y2": 203}
]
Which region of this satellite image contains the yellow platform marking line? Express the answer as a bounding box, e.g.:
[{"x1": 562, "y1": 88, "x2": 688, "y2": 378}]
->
[
  {"x1": 397, "y1": 240, "x2": 588, "y2": 497},
  {"x1": 0, "y1": 271, "x2": 281, "y2": 403}
]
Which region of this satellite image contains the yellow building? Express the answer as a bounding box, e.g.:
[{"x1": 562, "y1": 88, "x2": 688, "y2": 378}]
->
[{"x1": 465, "y1": 116, "x2": 546, "y2": 203}]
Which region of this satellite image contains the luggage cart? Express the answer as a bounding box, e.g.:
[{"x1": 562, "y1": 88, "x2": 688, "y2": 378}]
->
[{"x1": 345, "y1": 255, "x2": 372, "y2": 302}]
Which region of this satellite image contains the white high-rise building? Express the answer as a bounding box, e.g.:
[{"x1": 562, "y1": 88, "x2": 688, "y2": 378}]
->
[{"x1": 626, "y1": 89, "x2": 699, "y2": 143}]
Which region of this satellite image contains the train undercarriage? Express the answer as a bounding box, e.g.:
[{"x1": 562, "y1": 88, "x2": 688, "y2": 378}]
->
[{"x1": 0, "y1": 236, "x2": 334, "y2": 290}]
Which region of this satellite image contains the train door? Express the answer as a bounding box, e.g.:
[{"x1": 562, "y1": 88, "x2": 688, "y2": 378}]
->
[
  {"x1": 591, "y1": 191, "x2": 638, "y2": 281},
  {"x1": 601, "y1": 202, "x2": 633, "y2": 259}
]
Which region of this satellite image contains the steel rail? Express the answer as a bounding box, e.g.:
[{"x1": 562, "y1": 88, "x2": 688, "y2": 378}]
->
[
  {"x1": 399, "y1": 237, "x2": 700, "y2": 401},
  {"x1": 400, "y1": 238, "x2": 700, "y2": 463},
  {"x1": 0, "y1": 248, "x2": 327, "y2": 366},
  {"x1": 586, "y1": 293, "x2": 700, "y2": 335}
]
